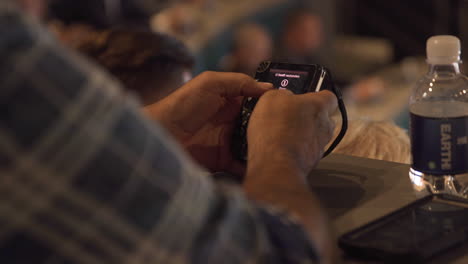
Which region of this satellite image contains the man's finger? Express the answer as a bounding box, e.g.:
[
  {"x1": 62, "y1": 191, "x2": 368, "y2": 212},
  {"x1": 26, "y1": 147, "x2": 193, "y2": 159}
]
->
[
  {"x1": 200, "y1": 71, "x2": 273, "y2": 98},
  {"x1": 213, "y1": 97, "x2": 243, "y2": 124},
  {"x1": 302, "y1": 90, "x2": 338, "y2": 115}
]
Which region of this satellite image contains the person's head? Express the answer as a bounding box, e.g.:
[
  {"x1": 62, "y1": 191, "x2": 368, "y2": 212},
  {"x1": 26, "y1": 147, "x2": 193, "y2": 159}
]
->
[
  {"x1": 77, "y1": 29, "x2": 195, "y2": 105},
  {"x1": 282, "y1": 10, "x2": 323, "y2": 56},
  {"x1": 331, "y1": 119, "x2": 410, "y2": 164},
  {"x1": 231, "y1": 23, "x2": 273, "y2": 74}
]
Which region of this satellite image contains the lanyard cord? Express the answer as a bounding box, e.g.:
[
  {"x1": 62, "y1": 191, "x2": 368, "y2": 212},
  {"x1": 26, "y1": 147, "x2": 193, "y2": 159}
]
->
[{"x1": 323, "y1": 86, "x2": 348, "y2": 157}]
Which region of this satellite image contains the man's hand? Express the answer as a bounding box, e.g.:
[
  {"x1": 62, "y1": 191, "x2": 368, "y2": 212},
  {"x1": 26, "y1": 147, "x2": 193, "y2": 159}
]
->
[
  {"x1": 247, "y1": 89, "x2": 337, "y2": 178},
  {"x1": 144, "y1": 71, "x2": 272, "y2": 175},
  {"x1": 244, "y1": 89, "x2": 338, "y2": 264}
]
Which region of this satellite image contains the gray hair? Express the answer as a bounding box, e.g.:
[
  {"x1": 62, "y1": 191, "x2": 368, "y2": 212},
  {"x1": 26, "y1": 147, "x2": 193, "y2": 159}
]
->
[{"x1": 332, "y1": 119, "x2": 411, "y2": 164}]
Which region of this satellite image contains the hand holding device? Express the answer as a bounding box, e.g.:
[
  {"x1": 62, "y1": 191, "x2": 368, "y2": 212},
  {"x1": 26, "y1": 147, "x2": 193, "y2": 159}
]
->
[
  {"x1": 232, "y1": 61, "x2": 347, "y2": 162},
  {"x1": 247, "y1": 89, "x2": 338, "y2": 176},
  {"x1": 145, "y1": 71, "x2": 271, "y2": 175}
]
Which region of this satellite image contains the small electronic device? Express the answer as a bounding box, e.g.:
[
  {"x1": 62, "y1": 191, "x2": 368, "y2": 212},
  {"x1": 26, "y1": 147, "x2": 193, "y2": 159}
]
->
[
  {"x1": 231, "y1": 61, "x2": 347, "y2": 161},
  {"x1": 339, "y1": 194, "x2": 468, "y2": 263}
]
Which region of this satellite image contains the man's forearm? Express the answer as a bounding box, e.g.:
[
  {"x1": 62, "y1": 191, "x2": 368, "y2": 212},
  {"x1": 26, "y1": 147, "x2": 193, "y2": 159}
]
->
[{"x1": 244, "y1": 160, "x2": 334, "y2": 264}]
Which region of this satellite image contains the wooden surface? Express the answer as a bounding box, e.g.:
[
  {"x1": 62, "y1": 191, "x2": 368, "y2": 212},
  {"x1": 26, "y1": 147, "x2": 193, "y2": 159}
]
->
[{"x1": 309, "y1": 154, "x2": 468, "y2": 264}]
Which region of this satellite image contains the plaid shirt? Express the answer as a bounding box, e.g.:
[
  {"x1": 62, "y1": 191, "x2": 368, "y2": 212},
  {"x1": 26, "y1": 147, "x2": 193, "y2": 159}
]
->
[{"x1": 0, "y1": 3, "x2": 319, "y2": 264}]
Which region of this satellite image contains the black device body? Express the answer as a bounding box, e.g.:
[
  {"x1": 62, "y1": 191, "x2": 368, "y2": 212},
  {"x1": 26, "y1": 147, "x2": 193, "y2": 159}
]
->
[
  {"x1": 338, "y1": 194, "x2": 468, "y2": 263},
  {"x1": 231, "y1": 61, "x2": 345, "y2": 161}
]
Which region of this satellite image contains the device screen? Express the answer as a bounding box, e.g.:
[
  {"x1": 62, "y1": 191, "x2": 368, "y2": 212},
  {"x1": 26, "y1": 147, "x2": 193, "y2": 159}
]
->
[
  {"x1": 340, "y1": 195, "x2": 468, "y2": 260},
  {"x1": 267, "y1": 68, "x2": 311, "y2": 94}
]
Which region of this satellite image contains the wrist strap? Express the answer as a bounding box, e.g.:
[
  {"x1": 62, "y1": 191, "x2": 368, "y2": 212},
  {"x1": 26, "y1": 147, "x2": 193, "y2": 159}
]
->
[{"x1": 322, "y1": 85, "x2": 348, "y2": 157}]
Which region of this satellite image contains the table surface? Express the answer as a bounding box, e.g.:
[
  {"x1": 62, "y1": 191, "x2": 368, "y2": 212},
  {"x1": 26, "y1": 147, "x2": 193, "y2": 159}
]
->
[{"x1": 309, "y1": 154, "x2": 468, "y2": 264}]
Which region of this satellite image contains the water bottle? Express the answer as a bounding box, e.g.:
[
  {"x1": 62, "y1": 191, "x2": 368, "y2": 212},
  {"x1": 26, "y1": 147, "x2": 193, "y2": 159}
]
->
[{"x1": 409, "y1": 35, "x2": 468, "y2": 198}]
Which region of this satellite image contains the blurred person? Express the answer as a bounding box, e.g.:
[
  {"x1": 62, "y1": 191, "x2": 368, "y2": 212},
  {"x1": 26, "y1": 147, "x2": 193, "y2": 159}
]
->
[
  {"x1": 48, "y1": 22, "x2": 99, "y2": 48},
  {"x1": 150, "y1": 2, "x2": 203, "y2": 41},
  {"x1": 276, "y1": 9, "x2": 324, "y2": 65},
  {"x1": 46, "y1": 0, "x2": 107, "y2": 48},
  {"x1": 118, "y1": 0, "x2": 168, "y2": 29},
  {"x1": 17, "y1": 0, "x2": 48, "y2": 19},
  {"x1": 331, "y1": 119, "x2": 410, "y2": 164},
  {"x1": 219, "y1": 23, "x2": 273, "y2": 75},
  {"x1": 47, "y1": 0, "x2": 108, "y2": 28},
  {"x1": 48, "y1": 0, "x2": 163, "y2": 29},
  {"x1": 47, "y1": 0, "x2": 161, "y2": 48},
  {"x1": 77, "y1": 29, "x2": 195, "y2": 105},
  {"x1": 1, "y1": 1, "x2": 339, "y2": 264}
]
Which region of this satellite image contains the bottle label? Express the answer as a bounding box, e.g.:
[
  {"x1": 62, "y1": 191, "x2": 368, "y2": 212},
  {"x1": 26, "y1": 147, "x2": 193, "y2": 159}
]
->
[{"x1": 410, "y1": 113, "x2": 468, "y2": 175}]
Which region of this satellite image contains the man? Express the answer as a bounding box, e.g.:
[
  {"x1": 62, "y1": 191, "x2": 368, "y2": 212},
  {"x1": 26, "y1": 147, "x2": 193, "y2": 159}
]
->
[
  {"x1": 0, "y1": 1, "x2": 338, "y2": 264},
  {"x1": 220, "y1": 23, "x2": 273, "y2": 76},
  {"x1": 276, "y1": 10, "x2": 324, "y2": 65}
]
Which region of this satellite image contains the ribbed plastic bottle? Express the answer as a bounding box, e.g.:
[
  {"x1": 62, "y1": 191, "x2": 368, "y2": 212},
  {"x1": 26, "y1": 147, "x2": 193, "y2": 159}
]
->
[{"x1": 409, "y1": 35, "x2": 468, "y2": 198}]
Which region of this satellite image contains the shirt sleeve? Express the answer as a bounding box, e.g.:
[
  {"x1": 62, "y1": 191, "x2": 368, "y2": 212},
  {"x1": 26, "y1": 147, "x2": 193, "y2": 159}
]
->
[{"x1": 0, "y1": 5, "x2": 320, "y2": 264}]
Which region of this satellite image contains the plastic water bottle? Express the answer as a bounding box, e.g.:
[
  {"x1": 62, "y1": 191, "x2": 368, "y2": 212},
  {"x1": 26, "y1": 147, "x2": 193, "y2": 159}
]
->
[{"x1": 409, "y1": 35, "x2": 468, "y2": 198}]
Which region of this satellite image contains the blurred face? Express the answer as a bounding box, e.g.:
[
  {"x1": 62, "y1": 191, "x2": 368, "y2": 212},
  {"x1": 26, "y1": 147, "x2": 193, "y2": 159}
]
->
[
  {"x1": 285, "y1": 14, "x2": 323, "y2": 54},
  {"x1": 236, "y1": 30, "x2": 273, "y2": 71},
  {"x1": 17, "y1": 0, "x2": 48, "y2": 19}
]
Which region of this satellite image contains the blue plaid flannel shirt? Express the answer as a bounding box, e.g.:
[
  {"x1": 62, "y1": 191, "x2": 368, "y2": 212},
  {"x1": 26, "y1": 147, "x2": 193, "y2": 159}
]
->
[{"x1": 0, "y1": 3, "x2": 319, "y2": 264}]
